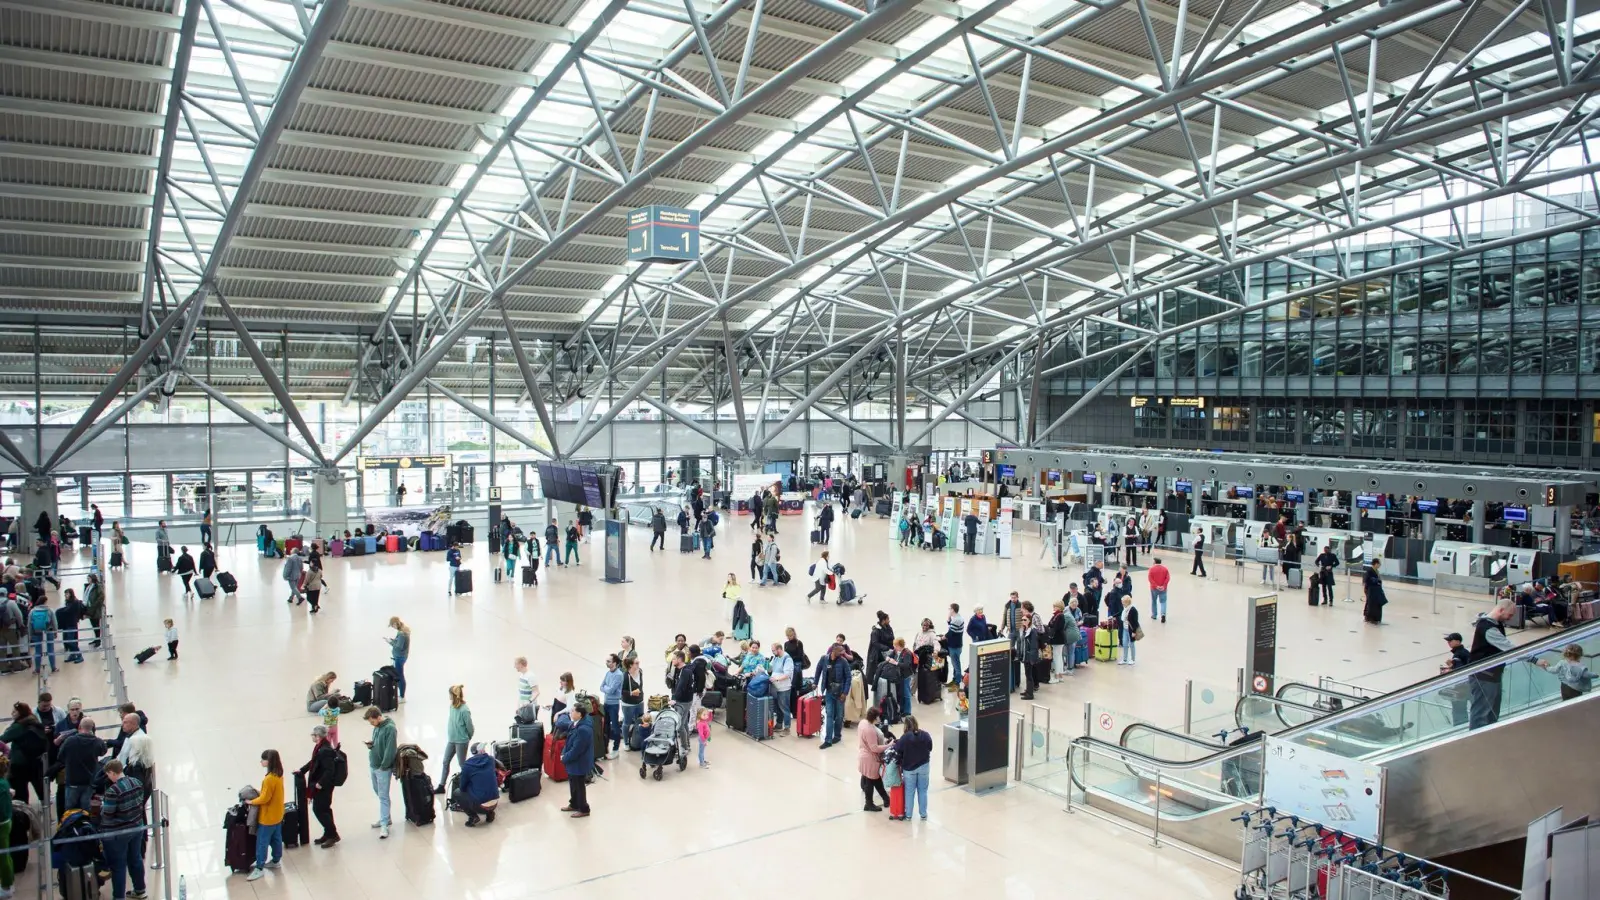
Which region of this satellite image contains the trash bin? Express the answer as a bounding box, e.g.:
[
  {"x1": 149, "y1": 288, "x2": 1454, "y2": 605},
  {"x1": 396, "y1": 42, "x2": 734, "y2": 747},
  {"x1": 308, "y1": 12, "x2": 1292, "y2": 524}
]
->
[{"x1": 943, "y1": 720, "x2": 969, "y2": 785}]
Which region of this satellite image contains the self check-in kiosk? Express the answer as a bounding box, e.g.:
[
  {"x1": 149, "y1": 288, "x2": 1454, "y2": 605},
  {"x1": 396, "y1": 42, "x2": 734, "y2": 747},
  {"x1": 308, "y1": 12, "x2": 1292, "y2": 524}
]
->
[{"x1": 1190, "y1": 516, "x2": 1236, "y2": 557}]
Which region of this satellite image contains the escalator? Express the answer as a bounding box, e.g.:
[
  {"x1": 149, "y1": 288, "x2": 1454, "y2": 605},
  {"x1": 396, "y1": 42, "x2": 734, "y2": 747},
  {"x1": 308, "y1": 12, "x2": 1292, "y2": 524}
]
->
[{"x1": 1066, "y1": 618, "x2": 1600, "y2": 860}]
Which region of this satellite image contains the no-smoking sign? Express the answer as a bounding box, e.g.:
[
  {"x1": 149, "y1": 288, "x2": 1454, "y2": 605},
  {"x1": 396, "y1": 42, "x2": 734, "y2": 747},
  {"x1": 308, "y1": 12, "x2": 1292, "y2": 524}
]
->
[
  {"x1": 1253, "y1": 675, "x2": 1269, "y2": 692},
  {"x1": 1098, "y1": 712, "x2": 1113, "y2": 731}
]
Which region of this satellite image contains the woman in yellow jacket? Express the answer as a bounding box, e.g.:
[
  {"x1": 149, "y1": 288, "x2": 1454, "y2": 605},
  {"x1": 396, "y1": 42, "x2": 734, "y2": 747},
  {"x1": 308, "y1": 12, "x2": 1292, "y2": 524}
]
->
[{"x1": 246, "y1": 750, "x2": 286, "y2": 882}]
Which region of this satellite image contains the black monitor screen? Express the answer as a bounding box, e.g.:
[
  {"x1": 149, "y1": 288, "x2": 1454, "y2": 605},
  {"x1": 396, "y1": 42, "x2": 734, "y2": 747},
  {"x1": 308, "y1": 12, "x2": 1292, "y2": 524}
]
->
[
  {"x1": 1416, "y1": 499, "x2": 1440, "y2": 514},
  {"x1": 1503, "y1": 505, "x2": 1528, "y2": 522},
  {"x1": 1174, "y1": 479, "x2": 1192, "y2": 493},
  {"x1": 1285, "y1": 490, "x2": 1305, "y2": 503}
]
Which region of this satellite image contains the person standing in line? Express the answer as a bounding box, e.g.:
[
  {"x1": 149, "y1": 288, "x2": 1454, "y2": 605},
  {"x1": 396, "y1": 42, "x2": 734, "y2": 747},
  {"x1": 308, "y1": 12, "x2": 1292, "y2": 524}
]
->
[
  {"x1": 84, "y1": 574, "x2": 105, "y2": 648},
  {"x1": 1147, "y1": 557, "x2": 1170, "y2": 624},
  {"x1": 434, "y1": 685, "x2": 474, "y2": 792},
  {"x1": 818, "y1": 644, "x2": 851, "y2": 749},
  {"x1": 1362, "y1": 559, "x2": 1388, "y2": 625},
  {"x1": 805, "y1": 550, "x2": 832, "y2": 603},
  {"x1": 281, "y1": 548, "x2": 304, "y2": 605},
  {"x1": 1046, "y1": 601, "x2": 1069, "y2": 683},
  {"x1": 857, "y1": 707, "x2": 891, "y2": 812},
  {"x1": 27, "y1": 595, "x2": 56, "y2": 675},
  {"x1": 650, "y1": 508, "x2": 667, "y2": 552},
  {"x1": 894, "y1": 716, "x2": 934, "y2": 822},
  {"x1": 244, "y1": 750, "x2": 286, "y2": 882},
  {"x1": 57, "y1": 588, "x2": 86, "y2": 664},
  {"x1": 1120, "y1": 598, "x2": 1141, "y2": 666},
  {"x1": 98, "y1": 759, "x2": 149, "y2": 900},
  {"x1": 619, "y1": 656, "x2": 645, "y2": 749},
  {"x1": 364, "y1": 707, "x2": 397, "y2": 838},
  {"x1": 514, "y1": 657, "x2": 540, "y2": 712},
  {"x1": 564, "y1": 521, "x2": 581, "y2": 566},
  {"x1": 298, "y1": 724, "x2": 342, "y2": 848},
  {"x1": 769, "y1": 642, "x2": 794, "y2": 735},
  {"x1": 58, "y1": 717, "x2": 105, "y2": 812},
  {"x1": 385, "y1": 618, "x2": 410, "y2": 703},
  {"x1": 944, "y1": 604, "x2": 966, "y2": 685},
  {"x1": 1018, "y1": 612, "x2": 1042, "y2": 699},
  {"x1": 0, "y1": 757, "x2": 15, "y2": 899},
  {"x1": 600, "y1": 654, "x2": 623, "y2": 760},
  {"x1": 1468, "y1": 601, "x2": 1517, "y2": 730},
  {"x1": 559, "y1": 703, "x2": 594, "y2": 817},
  {"x1": 1191, "y1": 528, "x2": 1207, "y2": 577}
]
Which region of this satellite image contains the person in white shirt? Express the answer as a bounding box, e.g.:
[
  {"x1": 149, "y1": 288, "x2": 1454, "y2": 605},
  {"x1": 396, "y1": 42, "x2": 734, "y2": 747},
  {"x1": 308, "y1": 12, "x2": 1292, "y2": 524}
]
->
[
  {"x1": 805, "y1": 551, "x2": 832, "y2": 603},
  {"x1": 513, "y1": 657, "x2": 539, "y2": 713},
  {"x1": 768, "y1": 643, "x2": 795, "y2": 735}
]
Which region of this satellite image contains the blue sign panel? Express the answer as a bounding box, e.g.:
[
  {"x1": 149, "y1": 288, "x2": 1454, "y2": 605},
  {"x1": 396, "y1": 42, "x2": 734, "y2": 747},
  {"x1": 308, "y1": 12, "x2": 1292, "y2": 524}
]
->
[{"x1": 626, "y1": 205, "x2": 700, "y2": 262}]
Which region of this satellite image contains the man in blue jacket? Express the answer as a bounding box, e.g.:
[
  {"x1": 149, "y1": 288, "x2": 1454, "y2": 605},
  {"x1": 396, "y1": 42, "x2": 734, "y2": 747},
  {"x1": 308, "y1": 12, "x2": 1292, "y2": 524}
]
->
[
  {"x1": 560, "y1": 705, "x2": 594, "y2": 817},
  {"x1": 452, "y1": 744, "x2": 501, "y2": 827},
  {"x1": 818, "y1": 644, "x2": 852, "y2": 749}
]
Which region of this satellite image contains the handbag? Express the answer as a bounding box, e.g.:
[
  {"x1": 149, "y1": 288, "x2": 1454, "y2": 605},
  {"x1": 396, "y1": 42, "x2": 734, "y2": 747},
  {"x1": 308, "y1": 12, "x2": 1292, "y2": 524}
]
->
[
  {"x1": 1039, "y1": 646, "x2": 1053, "y2": 660},
  {"x1": 1132, "y1": 627, "x2": 1145, "y2": 642}
]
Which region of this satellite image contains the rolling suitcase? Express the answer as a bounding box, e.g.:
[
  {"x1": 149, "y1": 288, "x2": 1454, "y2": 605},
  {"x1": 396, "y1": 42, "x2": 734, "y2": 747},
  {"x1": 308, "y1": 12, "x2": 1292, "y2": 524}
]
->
[
  {"x1": 917, "y1": 668, "x2": 942, "y2": 704},
  {"x1": 796, "y1": 695, "x2": 822, "y2": 737},
  {"x1": 331, "y1": 539, "x2": 345, "y2": 557},
  {"x1": 507, "y1": 769, "x2": 541, "y2": 802},
  {"x1": 455, "y1": 569, "x2": 473, "y2": 595},
  {"x1": 724, "y1": 689, "x2": 747, "y2": 732},
  {"x1": 223, "y1": 804, "x2": 254, "y2": 873},
  {"x1": 888, "y1": 784, "x2": 906, "y2": 818},
  {"x1": 496, "y1": 737, "x2": 537, "y2": 773},
  {"x1": 1309, "y1": 579, "x2": 1321, "y2": 606},
  {"x1": 745, "y1": 696, "x2": 772, "y2": 740},
  {"x1": 292, "y1": 772, "x2": 312, "y2": 846},
  {"x1": 776, "y1": 564, "x2": 791, "y2": 584},
  {"x1": 156, "y1": 550, "x2": 171, "y2": 572},
  {"x1": 193, "y1": 576, "x2": 216, "y2": 599},
  {"x1": 544, "y1": 736, "x2": 568, "y2": 782},
  {"x1": 810, "y1": 529, "x2": 823, "y2": 544},
  {"x1": 1285, "y1": 566, "x2": 1303, "y2": 589},
  {"x1": 403, "y1": 773, "x2": 435, "y2": 826},
  {"x1": 61, "y1": 863, "x2": 99, "y2": 900},
  {"x1": 78, "y1": 526, "x2": 93, "y2": 545},
  {"x1": 494, "y1": 566, "x2": 503, "y2": 584},
  {"x1": 282, "y1": 801, "x2": 302, "y2": 847},
  {"x1": 521, "y1": 564, "x2": 537, "y2": 586},
  {"x1": 373, "y1": 667, "x2": 399, "y2": 712},
  {"x1": 386, "y1": 535, "x2": 400, "y2": 553},
  {"x1": 134, "y1": 646, "x2": 158, "y2": 664},
  {"x1": 679, "y1": 533, "x2": 695, "y2": 553},
  {"x1": 109, "y1": 550, "x2": 124, "y2": 569},
  {"x1": 216, "y1": 571, "x2": 237, "y2": 594},
  {"x1": 509, "y1": 722, "x2": 545, "y2": 767},
  {"x1": 351, "y1": 680, "x2": 373, "y2": 706},
  {"x1": 1093, "y1": 624, "x2": 1118, "y2": 662}
]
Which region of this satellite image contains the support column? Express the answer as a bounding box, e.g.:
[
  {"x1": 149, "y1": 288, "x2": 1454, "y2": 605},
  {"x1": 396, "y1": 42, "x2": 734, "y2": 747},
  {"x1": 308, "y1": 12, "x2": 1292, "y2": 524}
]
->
[
  {"x1": 1471, "y1": 499, "x2": 1487, "y2": 544},
  {"x1": 1554, "y1": 505, "x2": 1573, "y2": 555},
  {"x1": 1349, "y1": 491, "x2": 1361, "y2": 533},
  {"x1": 1420, "y1": 512, "x2": 1436, "y2": 543},
  {"x1": 18, "y1": 476, "x2": 59, "y2": 555},
  {"x1": 310, "y1": 468, "x2": 348, "y2": 540}
]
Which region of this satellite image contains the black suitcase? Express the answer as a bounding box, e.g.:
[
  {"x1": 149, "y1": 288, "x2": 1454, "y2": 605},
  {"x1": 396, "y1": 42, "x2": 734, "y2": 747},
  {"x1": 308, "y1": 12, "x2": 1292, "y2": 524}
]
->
[
  {"x1": 79, "y1": 526, "x2": 93, "y2": 544},
  {"x1": 776, "y1": 564, "x2": 790, "y2": 584},
  {"x1": 455, "y1": 569, "x2": 473, "y2": 594},
  {"x1": 292, "y1": 772, "x2": 312, "y2": 845},
  {"x1": 109, "y1": 550, "x2": 123, "y2": 569},
  {"x1": 507, "y1": 721, "x2": 545, "y2": 765},
  {"x1": 351, "y1": 680, "x2": 373, "y2": 706},
  {"x1": 156, "y1": 551, "x2": 171, "y2": 572},
  {"x1": 1309, "y1": 580, "x2": 1320, "y2": 606},
  {"x1": 223, "y1": 804, "x2": 253, "y2": 873},
  {"x1": 724, "y1": 688, "x2": 747, "y2": 731},
  {"x1": 282, "y1": 801, "x2": 301, "y2": 848},
  {"x1": 521, "y1": 564, "x2": 536, "y2": 585},
  {"x1": 679, "y1": 533, "x2": 695, "y2": 553},
  {"x1": 216, "y1": 571, "x2": 237, "y2": 594},
  {"x1": 134, "y1": 646, "x2": 158, "y2": 664},
  {"x1": 917, "y1": 668, "x2": 942, "y2": 704},
  {"x1": 810, "y1": 529, "x2": 822, "y2": 544},
  {"x1": 373, "y1": 668, "x2": 398, "y2": 712},
  {"x1": 700, "y1": 690, "x2": 723, "y2": 710},
  {"x1": 875, "y1": 499, "x2": 891, "y2": 516},
  {"x1": 507, "y1": 769, "x2": 541, "y2": 802},
  {"x1": 495, "y1": 737, "x2": 536, "y2": 773},
  {"x1": 457, "y1": 522, "x2": 474, "y2": 544},
  {"x1": 402, "y1": 773, "x2": 435, "y2": 826},
  {"x1": 493, "y1": 566, "x2": 503, "y2": 583},
  {"x1": 4, "y1": 805, "x2": 30, "y2": 872}
]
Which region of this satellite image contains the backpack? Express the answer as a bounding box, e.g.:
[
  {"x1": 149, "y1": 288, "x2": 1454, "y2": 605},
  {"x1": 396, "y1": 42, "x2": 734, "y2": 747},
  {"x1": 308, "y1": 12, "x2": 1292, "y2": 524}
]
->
[
  {"x1": 28, "y1": 606, "x2": 50, "y2": 632},
  {"x1": 330, "y1": 747, "x2": 349, "y2": 787}
]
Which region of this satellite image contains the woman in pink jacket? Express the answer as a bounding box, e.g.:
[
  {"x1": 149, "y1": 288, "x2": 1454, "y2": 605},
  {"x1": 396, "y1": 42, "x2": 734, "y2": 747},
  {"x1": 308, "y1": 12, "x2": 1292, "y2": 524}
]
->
[{"x1": 856, "y1": 707, "x2": 891, "y2": 812}]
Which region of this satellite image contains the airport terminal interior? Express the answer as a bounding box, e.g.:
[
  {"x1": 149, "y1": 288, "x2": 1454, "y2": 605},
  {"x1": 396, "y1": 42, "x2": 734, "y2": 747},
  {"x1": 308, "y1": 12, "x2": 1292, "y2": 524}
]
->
[{"x1": 2, "y1": 0, "x2": 1600, "y2": 897}]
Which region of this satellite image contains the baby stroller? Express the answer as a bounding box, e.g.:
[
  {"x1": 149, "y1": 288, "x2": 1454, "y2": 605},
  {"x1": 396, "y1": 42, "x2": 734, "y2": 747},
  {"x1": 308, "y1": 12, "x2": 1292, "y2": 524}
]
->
[{"x1": 640, "y1": 706, "x2": 687, "y2": 781}]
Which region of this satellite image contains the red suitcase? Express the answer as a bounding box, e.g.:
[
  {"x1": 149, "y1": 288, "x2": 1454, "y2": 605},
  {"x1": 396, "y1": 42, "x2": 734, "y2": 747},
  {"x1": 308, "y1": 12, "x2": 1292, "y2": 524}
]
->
[
  {"x1": 285, "y1": 536, "x2": 303, "y2": 554},
  {"x1": 796, "y1": 695, "x2": 822, "y2": 738},
  {"x1": 544, "y1": 736, "x2": 568, "y2": 782},
  {"x1": 385, "y1": 535, "x2": 400, "y2": 552},
  {"x1": 889, "y1": 784, "x2": 906, "y2": 818}
]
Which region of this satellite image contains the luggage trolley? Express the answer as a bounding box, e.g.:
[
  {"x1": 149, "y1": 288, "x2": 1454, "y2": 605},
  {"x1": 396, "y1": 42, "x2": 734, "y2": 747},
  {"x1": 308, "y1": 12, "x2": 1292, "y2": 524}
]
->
[{"x1": 1235, "y1": 807, "x2": 1454, "y2": 900}]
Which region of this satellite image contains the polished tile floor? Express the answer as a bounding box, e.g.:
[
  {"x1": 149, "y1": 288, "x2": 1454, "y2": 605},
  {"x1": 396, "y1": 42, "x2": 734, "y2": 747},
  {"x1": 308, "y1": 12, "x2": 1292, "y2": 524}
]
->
[{"x1": 19, "y1": 506, "x2": 1507, "y2": 898}]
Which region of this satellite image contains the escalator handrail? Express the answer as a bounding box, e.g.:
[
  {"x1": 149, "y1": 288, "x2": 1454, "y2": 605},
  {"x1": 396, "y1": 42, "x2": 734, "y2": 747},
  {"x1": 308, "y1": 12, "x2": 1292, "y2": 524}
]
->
[
  {"x1": 1071, "y1": 616, "x2": 1600, "y2": 773},
  {"x1": 1119, "y1": 721, "x2": 1227, "y2": 754},
  {"x1": 1274, "y1": 681, "x2": 1369, "y2": 706},
  {"x1": 1233, "y1": 692, "x2": 1329, "y2": 730}
]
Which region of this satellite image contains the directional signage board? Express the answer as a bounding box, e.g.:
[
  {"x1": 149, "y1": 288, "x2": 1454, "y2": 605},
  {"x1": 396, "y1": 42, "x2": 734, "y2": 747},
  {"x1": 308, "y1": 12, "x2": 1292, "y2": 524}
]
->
[{"x1": 626, "y1": 205, "x2": 700, "y2": 262}]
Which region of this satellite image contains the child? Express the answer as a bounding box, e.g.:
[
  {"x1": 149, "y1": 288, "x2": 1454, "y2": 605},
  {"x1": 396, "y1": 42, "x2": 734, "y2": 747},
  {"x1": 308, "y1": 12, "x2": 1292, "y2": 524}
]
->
[
  {"x1": 695, "y1": 708, "x2": 712, "y2": 769},
  {"x1": 1537, "y1": 644, "x2": 1594, "y2": 701},
  {"x1": 321, "y1": 696, "x2": 341, "y2": 747},
  {"x1": 164, "y1": 619, "x2": 178, "y2": 660}
]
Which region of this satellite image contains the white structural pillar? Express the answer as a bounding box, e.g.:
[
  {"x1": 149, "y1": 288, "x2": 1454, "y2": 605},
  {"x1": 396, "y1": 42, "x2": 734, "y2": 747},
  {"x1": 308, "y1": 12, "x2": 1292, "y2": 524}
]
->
[
  {"x1": 1471, "y1": 500, "x2": 1487, "y2": 544},
  {"x1": 1554, "y1": 506, "x2": 1573, "y2": 555},
  {"x1": 310, "y1": 468, "x2": 348, "y2": 539},
  {"x1": 18, "y1": 476, "x2": 59, "y2": 553}
]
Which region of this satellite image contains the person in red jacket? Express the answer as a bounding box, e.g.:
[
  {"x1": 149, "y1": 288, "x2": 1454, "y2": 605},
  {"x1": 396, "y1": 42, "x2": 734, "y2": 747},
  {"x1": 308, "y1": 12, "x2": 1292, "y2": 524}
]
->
[{"x1": 1147, "y1": 558, "x2": 1170, "y2": 624}]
